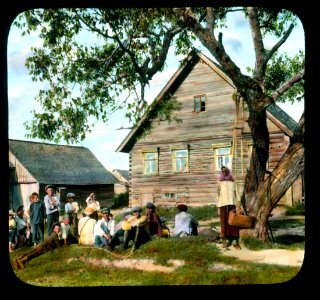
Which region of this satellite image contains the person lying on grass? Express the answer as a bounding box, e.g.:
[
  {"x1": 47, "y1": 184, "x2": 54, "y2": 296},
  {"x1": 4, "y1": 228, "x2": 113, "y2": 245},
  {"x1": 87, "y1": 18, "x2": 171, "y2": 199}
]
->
[{"x1": 12, "y1": 222, "x2": 62, "y2": 270}]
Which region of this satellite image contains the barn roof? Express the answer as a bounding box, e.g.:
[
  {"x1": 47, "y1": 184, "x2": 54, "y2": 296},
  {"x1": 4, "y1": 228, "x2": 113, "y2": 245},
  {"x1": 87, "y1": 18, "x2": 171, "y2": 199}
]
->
[
  {"x1": 116, "y1": 51, "x2": 298, "y2": 153},
  {"x1": 114, "y1": 169, "x2": 129, "y2": 181},
  {"x1": 9, "y1": 139, "x2": 118, "y2": 185}
]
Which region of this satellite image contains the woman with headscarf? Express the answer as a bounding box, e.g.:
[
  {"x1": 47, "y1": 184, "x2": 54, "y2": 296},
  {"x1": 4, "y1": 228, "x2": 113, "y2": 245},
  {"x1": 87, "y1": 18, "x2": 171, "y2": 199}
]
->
[{"x1": 217, "y1": 166, "x2": 241, "y2": 249}]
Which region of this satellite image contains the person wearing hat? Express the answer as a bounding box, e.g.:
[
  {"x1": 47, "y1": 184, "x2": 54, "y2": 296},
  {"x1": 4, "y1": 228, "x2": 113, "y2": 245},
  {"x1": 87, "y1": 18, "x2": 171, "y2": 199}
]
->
[
  {"x1": 78, "y1": 206, "x2": 98, "y2": 245},
  {"x1": 9, "y1": 210, "x2": 17, "y2": 252},
  {"x1": 108, "y1": 206, "x2": 151, "y2": 251},
  {"x1": 65, "y1": 192, "x2": 79, "y2": 237},
  {"x1": 145, "y1": 202, "x2": 163, "y2": 238},
  {"x1": 173, "y1": 204, "x2": 198, "y2": 238},
  {"x1": 94, "y1": 207, "x2": 115, "y2": 248},
  {"x1": 43, "y1": 185, "x2": 60, "y2": 236},
  {"x1": 12, "y1": 222, "x2": 62, "y2": 270}
]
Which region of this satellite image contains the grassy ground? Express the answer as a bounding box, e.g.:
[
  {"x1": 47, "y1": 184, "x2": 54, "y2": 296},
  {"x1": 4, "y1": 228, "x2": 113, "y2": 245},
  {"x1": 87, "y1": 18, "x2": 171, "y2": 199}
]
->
[{"x1": 9, "y1": 204, "x2": 305, "y2": 287}]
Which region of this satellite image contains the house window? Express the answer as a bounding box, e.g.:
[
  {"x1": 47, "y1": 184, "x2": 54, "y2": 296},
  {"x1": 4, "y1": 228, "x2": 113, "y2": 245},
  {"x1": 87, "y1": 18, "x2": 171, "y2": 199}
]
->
[
  {"x1": 212, "y1": 143, "x2": 232, "y2": 170},
  {"x1": 143, "y1": 150, "x2": 159, "y2": 175},
  {"x1": 194, "y1": 95, "x2": 206, "y2": 112},
  {"x1": 172, "y1": 148, "x2": 189, "y2": 172},
  {"x1": 164, "y1": 193, "x2": 176, "y2": 198}
]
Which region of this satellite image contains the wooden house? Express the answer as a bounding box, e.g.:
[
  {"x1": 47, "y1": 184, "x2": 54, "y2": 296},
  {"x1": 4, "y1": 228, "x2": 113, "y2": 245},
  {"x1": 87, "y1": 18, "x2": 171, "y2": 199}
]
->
[
  {"x1": 9, "y1": 139, "x2": 119, "y2": 211},
  {"x1": 116, "y1": 52, "x2": 304, "y2": 208}
]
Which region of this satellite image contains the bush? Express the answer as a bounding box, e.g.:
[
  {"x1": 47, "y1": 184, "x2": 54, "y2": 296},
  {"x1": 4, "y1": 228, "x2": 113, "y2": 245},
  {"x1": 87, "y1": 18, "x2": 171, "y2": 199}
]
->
[
  {"x1": 111, "y1": 192, "x2": 129, "y2": 209},
  {"x1": 284, "y1": 201, "x2": 305, "y2": 216}
]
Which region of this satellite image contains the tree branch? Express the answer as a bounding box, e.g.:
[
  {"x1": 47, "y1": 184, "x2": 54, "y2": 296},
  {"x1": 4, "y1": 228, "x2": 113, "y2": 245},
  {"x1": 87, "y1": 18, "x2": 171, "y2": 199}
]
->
[
  {"x1": 146, "y1": 26, "x2": 182, "y2": 80},
  {"x1": 247, "y1": 7, "x2": 265, "y2": 82},
  {"x1": 271, "y1": 69, "x2": 304, "y2": 101},
  {"x1": 264, "y1": 23, "x2": 294, "y2": 64},
  {"x1": 174, "y1": 7, "x2": 245, "y2": 88}
]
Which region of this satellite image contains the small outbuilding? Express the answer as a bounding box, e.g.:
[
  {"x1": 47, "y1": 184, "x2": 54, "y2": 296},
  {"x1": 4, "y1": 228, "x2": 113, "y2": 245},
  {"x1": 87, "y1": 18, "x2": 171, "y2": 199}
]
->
[{"x1": 9, "y1": 139, "x2": 118, "y2": 211}]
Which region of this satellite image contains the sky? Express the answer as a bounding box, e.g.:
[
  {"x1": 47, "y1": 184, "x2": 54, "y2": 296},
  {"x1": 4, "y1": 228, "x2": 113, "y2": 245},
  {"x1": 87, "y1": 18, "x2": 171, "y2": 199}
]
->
[{"x1": 7, "y1": 9, "x2": 305, "y2": 172}]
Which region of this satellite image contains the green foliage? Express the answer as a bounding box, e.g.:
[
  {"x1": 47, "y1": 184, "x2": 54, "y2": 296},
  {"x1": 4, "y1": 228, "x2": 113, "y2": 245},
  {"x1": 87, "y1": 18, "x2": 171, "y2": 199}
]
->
[
  {"x1": 12, "y1": 7, "x2": 304, "y2": 144},
  {"x1": 111, "y1": 192, "x2": 129, "y2": 209},
  {"x1": 150, "y1": 204, "x2": 218, "y2": 223},
  {"x1": 284, "y1": 201, "x2": 305, "y2": 216},
  {"x1": 265, "y1": 51, "x2": 304, "y2": 103},
  {"x1": 246, "y1": 50, "x2": 304, "y2": 103},
  {"x1": 250, "y1": 8, "x2": 298, "y2": 37},
  {"x1": 14, "y1": 8, "x2": 192, "y2": 143}
]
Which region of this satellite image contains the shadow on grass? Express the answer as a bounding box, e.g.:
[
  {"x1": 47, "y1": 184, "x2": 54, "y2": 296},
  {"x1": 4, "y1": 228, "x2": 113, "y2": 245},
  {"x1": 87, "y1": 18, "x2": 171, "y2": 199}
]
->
[{"x1": 274, "y1": 234, "x2": 305, "y2": 245}]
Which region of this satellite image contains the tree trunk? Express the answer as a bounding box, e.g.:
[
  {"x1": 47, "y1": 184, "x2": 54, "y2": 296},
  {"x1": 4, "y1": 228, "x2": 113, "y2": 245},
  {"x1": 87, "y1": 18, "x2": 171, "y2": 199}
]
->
[{"x1": 244, "y1": 141, "x2": 304, "y2": 241}]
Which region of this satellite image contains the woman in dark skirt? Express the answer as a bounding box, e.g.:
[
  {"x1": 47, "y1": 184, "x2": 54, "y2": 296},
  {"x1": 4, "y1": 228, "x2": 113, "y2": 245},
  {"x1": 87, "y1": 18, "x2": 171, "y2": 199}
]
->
[{"x1": 217, "y1": 166, "x2": 241, "y2": 249}]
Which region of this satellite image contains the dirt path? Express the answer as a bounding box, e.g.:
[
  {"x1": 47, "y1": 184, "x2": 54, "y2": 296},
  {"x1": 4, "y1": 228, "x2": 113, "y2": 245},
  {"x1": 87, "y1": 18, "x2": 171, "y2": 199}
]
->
[
  {"x1": 216, "y1": 243, "x2": 304, "y2": 267},
  {"x1": 111, "y1": 206, "x2": 305, "y2": 268},
  {"x1": 73, "y1": 246, "x2": 304, "y2": 273}
]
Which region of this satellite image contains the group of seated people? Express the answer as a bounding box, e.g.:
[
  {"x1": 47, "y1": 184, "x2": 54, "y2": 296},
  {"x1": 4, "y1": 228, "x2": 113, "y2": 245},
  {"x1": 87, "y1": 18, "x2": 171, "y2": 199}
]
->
[
  {"x1": 11, "y1": 202, "x2": 198, "y2": 269},
  {"x1": 89, "y1": 202, "x2": 198, "y2": 251}
]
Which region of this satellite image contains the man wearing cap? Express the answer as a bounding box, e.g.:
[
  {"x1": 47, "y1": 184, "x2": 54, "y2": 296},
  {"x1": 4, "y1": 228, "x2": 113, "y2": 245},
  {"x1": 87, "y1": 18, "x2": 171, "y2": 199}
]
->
[
  {"x1": 94, "y1": 207, "x2": 115, "y2": 248},
  {"x1": 78, "y1": 207, "x2": 98, "y2": 245},
  {"x1": 145, "y1": 202, "x2": 163, "y2": 238},
  {"x1": 43, "y1": 185, "x2": 60, "y2": 236},
  {"x1": 65, "y1": 192, "x2": 79, "y2": 237},
  {"x1": 108, "y1": 206, "x2": 151, "y2": 251}
]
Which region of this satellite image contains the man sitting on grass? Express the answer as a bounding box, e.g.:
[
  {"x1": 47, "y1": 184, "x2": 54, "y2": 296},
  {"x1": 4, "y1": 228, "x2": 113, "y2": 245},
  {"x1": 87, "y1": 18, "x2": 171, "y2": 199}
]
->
[{"x1": 108, "y1": 206, "x2": 151, "y2": 251}]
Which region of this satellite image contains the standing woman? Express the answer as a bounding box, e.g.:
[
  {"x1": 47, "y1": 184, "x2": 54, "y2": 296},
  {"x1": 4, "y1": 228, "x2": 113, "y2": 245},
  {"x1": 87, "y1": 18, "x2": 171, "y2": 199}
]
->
[
  {"x1": 44, "y1": 185, "x2": 60, "y2": 236},
  {"x1": 217, "y1": 166, "x2": 241, "y2": 249}
]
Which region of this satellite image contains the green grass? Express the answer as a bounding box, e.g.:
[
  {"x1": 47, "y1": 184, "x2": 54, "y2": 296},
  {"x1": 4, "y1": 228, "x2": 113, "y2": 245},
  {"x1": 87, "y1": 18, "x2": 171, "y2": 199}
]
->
[
  {"x1": 10, "y1": 235, "x2": 302, "y2": 286},
  {"x1": 10, "y1": 204, "x2": 304, "y2": 286},
  {"x1": 283, "y1": 202, "x2": 305, "y2": 216}
]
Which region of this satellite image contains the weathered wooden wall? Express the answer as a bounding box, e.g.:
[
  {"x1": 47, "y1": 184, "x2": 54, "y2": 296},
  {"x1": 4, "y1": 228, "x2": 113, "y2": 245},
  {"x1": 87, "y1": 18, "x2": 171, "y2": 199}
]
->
[
  {"x1": 130, "y1": 62, "x2": 237, "y2": 207},
  {"x1": 9, "y1": 151, "x2": 116, "y2": 211},
  {"x1": 127, "y1": 59, "x2": 303, "y2": 208}
]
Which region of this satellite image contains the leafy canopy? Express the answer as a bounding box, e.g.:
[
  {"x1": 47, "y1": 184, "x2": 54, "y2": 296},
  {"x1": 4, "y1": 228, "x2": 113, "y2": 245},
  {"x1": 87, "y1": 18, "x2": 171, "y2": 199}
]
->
[{"x1": 12, "y1": 7, "x2": 304, "y2": 143}]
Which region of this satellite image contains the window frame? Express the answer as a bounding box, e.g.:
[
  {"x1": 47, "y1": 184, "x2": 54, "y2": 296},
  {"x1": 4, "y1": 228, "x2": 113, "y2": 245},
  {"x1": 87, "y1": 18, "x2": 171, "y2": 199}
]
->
[
  {"x1": 212, "y1": 143, "x2": 232, "y2": 171},
  {"x1": 142, "y1": 148, "x2": 159, "y2": 175},
  {"x1": 171, "y1": 145, "x2": 189, "y2": 173},
  {"x1": 194, "y1": 94, "x2": 206, "y2": 112}
]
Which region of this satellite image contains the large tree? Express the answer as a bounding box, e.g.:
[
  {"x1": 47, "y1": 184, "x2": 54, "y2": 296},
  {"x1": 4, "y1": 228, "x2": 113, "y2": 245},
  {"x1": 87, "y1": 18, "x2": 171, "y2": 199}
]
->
[{"x1": 13, "y1": 7, "x2": 304, "y2": 241}]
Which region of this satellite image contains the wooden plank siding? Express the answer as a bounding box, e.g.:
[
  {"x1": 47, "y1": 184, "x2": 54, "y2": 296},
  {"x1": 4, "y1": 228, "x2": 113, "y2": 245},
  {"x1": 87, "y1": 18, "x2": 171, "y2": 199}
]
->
[
  {"x1": 129, "y1": 62, "x2": 239, "y2": 207},
  {"x1": 121, "y1": 53, "x2": 303, "y2": 208}
]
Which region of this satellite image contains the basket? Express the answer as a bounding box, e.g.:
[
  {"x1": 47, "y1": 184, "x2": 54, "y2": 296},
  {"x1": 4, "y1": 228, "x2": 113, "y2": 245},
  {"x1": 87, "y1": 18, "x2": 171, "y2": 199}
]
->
[{"x1": 228, "y1": 211, "x2": 255, "y2": 229}]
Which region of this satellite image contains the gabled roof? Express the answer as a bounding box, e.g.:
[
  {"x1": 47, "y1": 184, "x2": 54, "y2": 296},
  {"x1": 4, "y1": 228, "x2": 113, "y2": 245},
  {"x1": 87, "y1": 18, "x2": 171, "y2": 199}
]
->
[
  {"x1": 112, "y1": 169, "x2": 129, "y2": 183},
  {"x1": 116, "y1": 51, "x2": 297, "y2": 153},
  {"x1": 266, "y1": 103, "x2": 298, "y2": 136},
  {"x1": 9, "y1": 139, "x2": 118, "y2": 185},
  {"x1": 113, "y1": 169, "x2": 129, "y2": 181}
]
